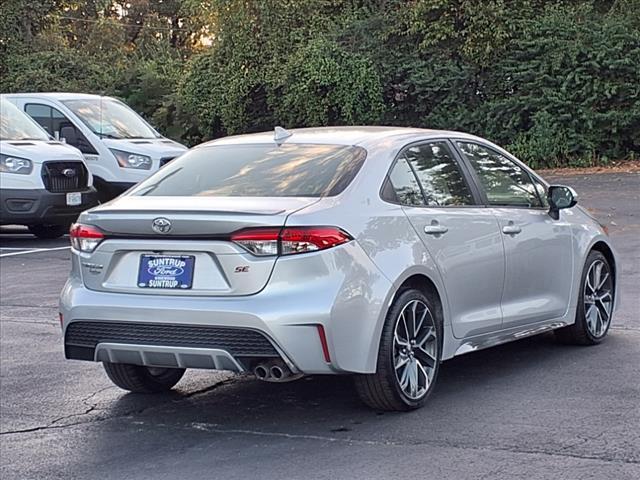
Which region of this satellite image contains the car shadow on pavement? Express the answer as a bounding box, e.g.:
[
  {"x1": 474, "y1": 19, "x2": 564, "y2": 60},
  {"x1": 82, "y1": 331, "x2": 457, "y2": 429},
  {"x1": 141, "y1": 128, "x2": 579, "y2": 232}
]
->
[{"x1": 103, "y1": 332, "x2": 600, "y2": 435}]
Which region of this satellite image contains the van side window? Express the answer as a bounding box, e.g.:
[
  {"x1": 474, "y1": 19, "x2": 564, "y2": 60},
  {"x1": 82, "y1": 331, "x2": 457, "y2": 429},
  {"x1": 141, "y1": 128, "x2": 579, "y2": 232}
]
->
[{"x1": 24, "y1": 103, "x2": 97, "y2": 154}]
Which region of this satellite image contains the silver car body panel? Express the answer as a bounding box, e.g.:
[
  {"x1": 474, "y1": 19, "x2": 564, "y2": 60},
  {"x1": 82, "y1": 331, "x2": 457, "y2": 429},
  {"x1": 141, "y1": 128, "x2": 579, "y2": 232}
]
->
[{"x1": 60, "y1": 127, "x2": 619, "y2": 374}]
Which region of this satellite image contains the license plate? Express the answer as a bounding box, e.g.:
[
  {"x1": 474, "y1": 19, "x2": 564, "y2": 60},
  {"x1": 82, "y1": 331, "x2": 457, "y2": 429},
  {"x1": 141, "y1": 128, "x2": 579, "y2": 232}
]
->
[
  {"x1": 137, "y1": 255, "x2": 195, "y2": 289},
  {"x1": 66, "y1": 192, "x2": 82, "y2": 206}
]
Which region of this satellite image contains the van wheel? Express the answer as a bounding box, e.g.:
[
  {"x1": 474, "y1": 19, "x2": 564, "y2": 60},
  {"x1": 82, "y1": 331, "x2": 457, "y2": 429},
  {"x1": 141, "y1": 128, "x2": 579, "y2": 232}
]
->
[
  {"x1": 355, "y1": 289, "x2": 442, "y2": 411},
  {"x1": 103, "y1": 362, "x2": 185, "y2": 393},
  {"x1": 28, "y1": 224, "x2": 68, "y2": 239}
]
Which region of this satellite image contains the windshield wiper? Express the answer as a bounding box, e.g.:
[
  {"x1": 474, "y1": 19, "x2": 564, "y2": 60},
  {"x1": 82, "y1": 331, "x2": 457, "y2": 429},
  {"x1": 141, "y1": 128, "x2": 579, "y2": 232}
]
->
[{"x1": 98, "y1": 133, "x2": 122, "y2": 139}]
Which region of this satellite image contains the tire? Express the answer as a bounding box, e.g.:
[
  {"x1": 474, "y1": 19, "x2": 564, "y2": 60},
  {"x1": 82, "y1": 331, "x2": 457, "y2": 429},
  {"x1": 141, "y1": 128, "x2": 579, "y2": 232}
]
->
[
  {"x1": 555, "y1": 250, "x2": 614, "y2": 345},
  {"x1": 103, "y1": 362, "x2": 185, "y2": 393},
  {"x1": 355, "y1": 288, "x2": 442, "y2": 411},
  {"x1": 28, "y1": 224, "x2": 68, "y2": 239}
]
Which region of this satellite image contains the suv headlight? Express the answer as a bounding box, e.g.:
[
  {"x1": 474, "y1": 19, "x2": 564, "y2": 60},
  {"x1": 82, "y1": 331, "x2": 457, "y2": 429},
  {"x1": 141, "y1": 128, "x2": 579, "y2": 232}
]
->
[
  {"x1": 0, "y1": 154, "x2": 33, "y2": 174},
  {"x1": 110, "y1": 149, "x2": 152, "y2": 170}
]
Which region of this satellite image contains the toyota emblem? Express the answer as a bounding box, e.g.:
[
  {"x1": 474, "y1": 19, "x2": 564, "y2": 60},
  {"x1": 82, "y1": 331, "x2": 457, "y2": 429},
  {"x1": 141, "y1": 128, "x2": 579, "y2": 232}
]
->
[
  {"x1": 151, "y1": 217, "x2": 172, "y2": 234},
  {"x1": 62, "y1": 168, "x2": 77, "y2": 177}
]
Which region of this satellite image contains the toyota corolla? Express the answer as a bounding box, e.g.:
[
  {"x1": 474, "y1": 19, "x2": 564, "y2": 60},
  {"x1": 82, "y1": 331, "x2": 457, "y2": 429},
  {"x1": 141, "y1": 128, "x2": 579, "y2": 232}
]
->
[{"x1": 60, "y1": 127, "x2": 617, "y2": 411}]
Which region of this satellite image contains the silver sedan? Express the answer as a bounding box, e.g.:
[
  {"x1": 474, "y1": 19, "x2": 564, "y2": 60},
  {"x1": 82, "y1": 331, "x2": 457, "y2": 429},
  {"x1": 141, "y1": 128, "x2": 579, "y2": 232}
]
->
[{"x1": 60, "y1": 127, "x2": 618, "y2": 411}]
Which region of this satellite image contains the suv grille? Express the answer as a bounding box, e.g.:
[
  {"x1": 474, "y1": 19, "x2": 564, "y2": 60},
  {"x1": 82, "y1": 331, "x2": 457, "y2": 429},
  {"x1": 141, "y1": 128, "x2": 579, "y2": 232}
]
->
[
  {"x1": 65, "y1": 321, "x2": 279, "y2": 360},
  {"x1": 42, "y1": 161, "x2": 88, "y2": 193}
]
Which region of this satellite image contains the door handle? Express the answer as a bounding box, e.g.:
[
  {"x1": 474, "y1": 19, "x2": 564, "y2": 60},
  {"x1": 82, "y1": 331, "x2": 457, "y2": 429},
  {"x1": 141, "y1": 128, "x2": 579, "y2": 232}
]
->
[
  {"x1": 502, "y1": 222, "x2": 522, "y2": 235},
  {"x1": 424, "y1": 224, "x2": 448, "y2": 235}
]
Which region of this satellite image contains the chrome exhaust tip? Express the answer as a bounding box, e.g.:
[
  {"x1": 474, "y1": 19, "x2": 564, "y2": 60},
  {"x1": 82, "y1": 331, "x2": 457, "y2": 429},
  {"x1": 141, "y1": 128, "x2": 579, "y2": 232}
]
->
[
  {"x1": 270, "y1": 365, "x2": 285, "y2": 380},
  {"x1": 254, "y1": 364, "x2": 269, "y2": 380},
  {"x1": 254, "y1": 360, "x2": 303, "y2": 383}
]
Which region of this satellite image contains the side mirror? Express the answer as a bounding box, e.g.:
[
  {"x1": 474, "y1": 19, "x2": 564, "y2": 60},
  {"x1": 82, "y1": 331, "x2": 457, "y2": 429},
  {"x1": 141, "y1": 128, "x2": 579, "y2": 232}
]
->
[
  {"x1": 548, "y1": 185, "x2": 578, "y2": 219},
  {"x1": 59, "y1": 125, "x2": 79, "y2": 146}
]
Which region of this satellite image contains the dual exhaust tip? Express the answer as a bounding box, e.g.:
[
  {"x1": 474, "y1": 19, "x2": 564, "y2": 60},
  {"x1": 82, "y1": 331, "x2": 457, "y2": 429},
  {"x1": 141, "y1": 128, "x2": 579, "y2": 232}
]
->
[{"x1": 253, "y1": 360, "x2": 300, "y2": 383}]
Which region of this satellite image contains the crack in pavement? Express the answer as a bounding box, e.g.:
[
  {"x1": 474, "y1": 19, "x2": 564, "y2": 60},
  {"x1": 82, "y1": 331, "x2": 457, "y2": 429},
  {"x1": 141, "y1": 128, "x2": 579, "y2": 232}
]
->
[{"x1": 0, "y1": 378, "x2": 237, "y2": 436}]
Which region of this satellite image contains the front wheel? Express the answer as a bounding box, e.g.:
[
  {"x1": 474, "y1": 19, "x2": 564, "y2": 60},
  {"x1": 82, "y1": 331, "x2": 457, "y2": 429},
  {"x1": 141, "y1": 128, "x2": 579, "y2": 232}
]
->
[
  {"x1": 103, "y1": 362, "x2": 185, "y2": 393},
  {"x1": 28, "y1": 224, "x2": 68, "y2": 239},
  {"x1": 355, "y1": 289, "x2": 442, "y2": 411},
  {"x1": 555, "y1": 250, "x2": 614, "y2": 345}
]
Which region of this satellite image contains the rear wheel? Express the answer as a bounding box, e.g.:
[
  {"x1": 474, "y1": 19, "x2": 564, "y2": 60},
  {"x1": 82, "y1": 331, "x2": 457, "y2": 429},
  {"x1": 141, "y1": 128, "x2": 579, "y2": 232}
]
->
[
  {"x1": 28, "y1": 224, "x2": 68, "y2": 239},
  {"x1": 555, "y1": 250, "x2": 614, "y2": 345},
  {"x1": 103, "y1": 362, "x2": 185, "y2": 393},
  {"x1": 355, "y1": 289, "x2": 441, "y2": 411}
]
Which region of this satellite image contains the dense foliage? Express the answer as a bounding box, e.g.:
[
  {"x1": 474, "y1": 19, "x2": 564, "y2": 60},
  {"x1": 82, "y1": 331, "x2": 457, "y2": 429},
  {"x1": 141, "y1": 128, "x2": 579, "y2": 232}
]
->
[{"x1": 1, "y1": 0, "x2": 638, "y2": 167}]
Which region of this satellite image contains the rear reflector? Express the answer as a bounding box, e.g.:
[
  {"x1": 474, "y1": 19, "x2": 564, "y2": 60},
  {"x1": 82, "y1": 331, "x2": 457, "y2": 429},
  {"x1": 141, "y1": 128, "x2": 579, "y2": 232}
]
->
[
  {"x1": 70, "y1": 223, "x2": 104, "y2": 253},
  {"x1": 231, "y1": 226, "x2": 352, "y2": 256},
  {"x1": 316, "y1": 325, "x2": 331, "y2": 363}
]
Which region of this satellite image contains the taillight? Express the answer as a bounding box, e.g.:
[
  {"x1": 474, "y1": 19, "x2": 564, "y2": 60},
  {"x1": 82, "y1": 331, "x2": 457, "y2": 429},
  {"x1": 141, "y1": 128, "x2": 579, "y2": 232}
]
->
[
  {"x1": 69, "y1": 223, "x2": 104, "y2": 253},
  {"x1": 231, "y1": 226, "x2": 352, "y2": 256}
]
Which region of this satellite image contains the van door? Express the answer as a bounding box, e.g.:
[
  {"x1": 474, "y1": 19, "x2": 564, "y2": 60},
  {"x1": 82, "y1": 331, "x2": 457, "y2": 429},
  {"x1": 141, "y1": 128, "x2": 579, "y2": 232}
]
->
[{"x1": 24, "y1": 103, "x2": 98, "y2": 155}]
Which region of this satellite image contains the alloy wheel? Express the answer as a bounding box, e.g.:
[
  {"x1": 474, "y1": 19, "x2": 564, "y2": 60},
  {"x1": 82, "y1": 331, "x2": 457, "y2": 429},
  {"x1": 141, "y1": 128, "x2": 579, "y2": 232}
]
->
[
  {"x1": 393, "y1": 299, "x2": 437, "y2": 400},
  {"x1": 584, "y1": 259, "x2": 613, "y2": 338}
]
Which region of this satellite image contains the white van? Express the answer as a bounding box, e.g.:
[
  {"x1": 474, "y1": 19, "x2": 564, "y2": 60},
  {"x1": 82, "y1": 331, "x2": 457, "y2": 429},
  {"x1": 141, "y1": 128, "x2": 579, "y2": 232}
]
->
[
  {"x1": 0, "y1": 96, "x2": 98, "y2": 238},
  {"x1": 4, "y1": 93, "x2": 187, "y2": 201}
]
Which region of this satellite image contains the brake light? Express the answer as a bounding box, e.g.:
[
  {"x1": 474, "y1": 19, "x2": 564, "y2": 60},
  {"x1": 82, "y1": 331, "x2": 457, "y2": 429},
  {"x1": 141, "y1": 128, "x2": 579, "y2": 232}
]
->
[
  {"x1": 231, "y1": 226, "x2": 352, "y2": 256},
  {"x1": 70, "y1": 223, "x2": 104, "y2": 253}
]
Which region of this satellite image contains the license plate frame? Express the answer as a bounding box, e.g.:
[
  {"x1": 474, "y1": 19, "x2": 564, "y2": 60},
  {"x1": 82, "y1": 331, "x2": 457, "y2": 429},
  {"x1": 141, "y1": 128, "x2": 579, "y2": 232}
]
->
[
  {"x1": 137, "y1": 254, "x2": 195, "y2": 290},
  {"x1": 66, "y1": 192, "x2": 82, "y2": 206}
]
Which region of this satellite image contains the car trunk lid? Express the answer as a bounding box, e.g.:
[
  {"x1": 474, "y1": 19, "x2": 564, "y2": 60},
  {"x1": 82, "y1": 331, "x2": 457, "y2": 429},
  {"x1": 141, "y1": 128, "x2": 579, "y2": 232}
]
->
[{"x1": 78, "y1": 196, "x2": 318, "y2": 296}]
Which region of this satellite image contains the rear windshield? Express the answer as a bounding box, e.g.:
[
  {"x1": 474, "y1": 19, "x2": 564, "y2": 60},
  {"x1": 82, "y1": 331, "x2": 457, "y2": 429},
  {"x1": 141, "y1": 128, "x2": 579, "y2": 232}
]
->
[{"x1": 131, "y1": 144, "x2": 366, "y2": 197}]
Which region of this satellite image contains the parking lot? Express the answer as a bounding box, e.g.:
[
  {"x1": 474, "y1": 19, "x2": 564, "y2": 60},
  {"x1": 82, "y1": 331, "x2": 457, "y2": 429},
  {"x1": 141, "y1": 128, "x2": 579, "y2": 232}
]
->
[{"x1": 1, "y1": 171, "x2": 638, "y2": 479}]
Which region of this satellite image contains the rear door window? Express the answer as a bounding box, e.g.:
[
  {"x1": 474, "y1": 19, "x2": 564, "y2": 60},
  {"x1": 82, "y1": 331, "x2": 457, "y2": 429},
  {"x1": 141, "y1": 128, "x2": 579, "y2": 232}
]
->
[
  {"x1": 132, "y1": 144, "x2": 366, "y2": 197},
  {"x1": 403, "y1": 142, "x2": 474, "y2": 206}
]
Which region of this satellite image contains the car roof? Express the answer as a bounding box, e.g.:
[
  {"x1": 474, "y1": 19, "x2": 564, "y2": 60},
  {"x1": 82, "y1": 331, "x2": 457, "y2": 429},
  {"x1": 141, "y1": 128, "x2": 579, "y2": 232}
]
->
[
  {"x1": 199, "y1": 126, "x2": 485, "y2": 148},
  {"x1": 2, "y1": 92, "x2": 112, "y2": 101}
]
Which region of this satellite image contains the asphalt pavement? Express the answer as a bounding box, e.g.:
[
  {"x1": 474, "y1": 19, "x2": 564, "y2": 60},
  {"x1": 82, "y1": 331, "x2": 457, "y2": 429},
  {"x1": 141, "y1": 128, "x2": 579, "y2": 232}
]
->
[{"x1": 1, "y1": 172, "x2": 638, "y2": 480}]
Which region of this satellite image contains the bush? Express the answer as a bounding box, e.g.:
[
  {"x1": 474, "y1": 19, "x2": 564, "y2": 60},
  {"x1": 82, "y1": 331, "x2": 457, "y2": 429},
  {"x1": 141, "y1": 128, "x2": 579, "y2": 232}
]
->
[
  {"x1": 269, "y1": 38, "x2": 384, "y2": 127},
  {"x1": 1, "y1": 1, "x2": 638, "y2": 164}
]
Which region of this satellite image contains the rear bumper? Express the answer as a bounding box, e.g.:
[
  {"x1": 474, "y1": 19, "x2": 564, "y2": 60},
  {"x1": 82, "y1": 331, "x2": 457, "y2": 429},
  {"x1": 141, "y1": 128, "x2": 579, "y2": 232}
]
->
[
  {"x1": 0, "y1": 187, "x2": 98, "y2": 226},
  {"x1": 65, "y1": 320, "x2": 282, "y2": 372},
  {"x1": 60, "y1": 241, "x2": 393, "y2": 374}
]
